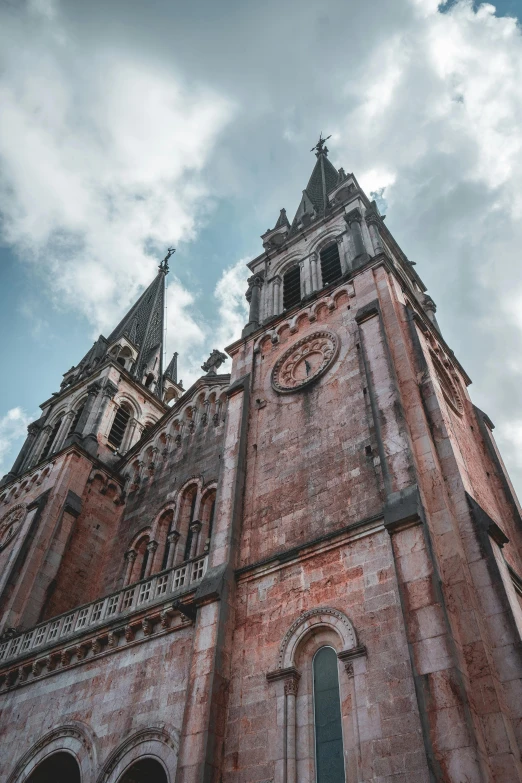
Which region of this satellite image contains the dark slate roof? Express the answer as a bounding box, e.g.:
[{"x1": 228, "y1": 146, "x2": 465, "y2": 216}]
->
[
  {"x1": 164, "y1": 352, "x2": 178, "y2": 383},
  {"x1": 288, "y1": 150, "x2": 340, "y2": 237}
]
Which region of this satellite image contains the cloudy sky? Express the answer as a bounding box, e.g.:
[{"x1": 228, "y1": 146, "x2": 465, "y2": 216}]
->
[{"x1": 1, "y1": 0, "x2": 522, "y2": 497}]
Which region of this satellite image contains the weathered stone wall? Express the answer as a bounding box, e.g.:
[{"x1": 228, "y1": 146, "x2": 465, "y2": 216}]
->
[
  {"x1": 226, "y1": 531, "x2": 430, "y2": 783},
  {"x1": 0, "y1": 626, "x2": 193, "y2": 781}
]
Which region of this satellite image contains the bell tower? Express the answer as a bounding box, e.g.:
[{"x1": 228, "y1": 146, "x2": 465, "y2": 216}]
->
[
  {"x1": 1, "y1": 251, "x2": 183, "y2": 487},
  {"x1": 220, "y1": 137, "x2": 522, "y2": 782}
]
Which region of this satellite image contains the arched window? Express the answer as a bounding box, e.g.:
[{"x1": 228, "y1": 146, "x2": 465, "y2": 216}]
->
[
  {"x1": 313, "y1": 647, "x2": 345, "y2": 783},
  {"x1": 117, "y1": 356, "x2": 126, "y2": 367},
  {"x1": 320, "y1": 242, "x2": 342, "y2": 287},
  {"x1": 145, "y1": 373, "x2": 155, "y2": 388},
  {"x1": 26, "y1": 751, "x2": 81, "y2": 783},
  {"x1": 283, "y1": 265, "x2": 301, "y2": 310},
  {"x1": 108, "y1": 403, "x2": 131, "y2": 449},
  {"x1": 134, "y1": 535, "x2": 150, "y2": 581},
  {"x1": 40, "y1": 417, "x2": 63, "y2": 461}
]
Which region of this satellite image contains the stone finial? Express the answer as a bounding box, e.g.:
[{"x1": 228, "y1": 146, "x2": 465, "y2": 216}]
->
[{"x1": 201, "y1": 349, "x2": 227, "y2": 376}]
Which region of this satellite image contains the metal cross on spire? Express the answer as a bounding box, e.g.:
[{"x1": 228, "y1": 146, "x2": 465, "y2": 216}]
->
[
  {"x1": 311, "y1": 133, "x2": 332, "y2": 155},
  {"x1": 159, "y1": 247, "x2": 175, "y2": 273}
]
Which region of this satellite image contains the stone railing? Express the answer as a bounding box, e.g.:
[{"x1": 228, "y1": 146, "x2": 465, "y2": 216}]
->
[{"x1": 0, "y1": 554, "x2": 208, "y2": 666}]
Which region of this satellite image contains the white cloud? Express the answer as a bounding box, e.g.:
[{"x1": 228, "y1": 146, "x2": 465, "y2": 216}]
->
[
  {"x1": 0, "y1": 408, "x2": 33, "y2": 477},
  {"x1": 0, "y1": 0, "x2": 233, "y2": 345},
  {"x1": 213, "y1": 259, "x2": 251, "y2": 372}
]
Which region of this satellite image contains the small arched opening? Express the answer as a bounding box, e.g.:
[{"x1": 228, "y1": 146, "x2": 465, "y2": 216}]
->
[{"x1": 26, "y1": 751, "x2": 81, "y2": 783}]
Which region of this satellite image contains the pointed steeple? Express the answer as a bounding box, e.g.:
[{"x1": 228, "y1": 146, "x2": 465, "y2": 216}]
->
[
  {"x1": 288, "y1": 134, "x2": 340, "y2": 236},
  {"x1": 164, "y1": 352, "x2": 178, "y2": 384}
]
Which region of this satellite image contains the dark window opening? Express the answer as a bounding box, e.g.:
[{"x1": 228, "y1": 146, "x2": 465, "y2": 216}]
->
[
  {"x1": 314, "y1": 647, "x2": 345, "y2": 783},
  {"x1": 108, "y1": 404, "x2": 131, "y2": 449},
  {"x1": 26, "y1": 752, "x2": 81, "y2": 783},
  {"x1": 283, "y1": 265, "x2": 301, "y2": 310},
  {"x1": 117, "y1": 356, "x2": 126, "y2": 367},
  {"x1": 119, "y1": 758, "x2": 168, "y2": 783},
  {"x1": 145, "y1": 373, "x2": 154, "y2": 388},
  {"x1": 41, "y1": 417, "x2": 63, "y2": 461},
  {"x1": 320, "y1": 243, "x2": 342, "y2": 287}
]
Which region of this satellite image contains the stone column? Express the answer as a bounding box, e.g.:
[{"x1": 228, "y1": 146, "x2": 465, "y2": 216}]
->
[
  {"x1": 6, "y1": 422, "x2": 41, "y2": 480},
  {"x1": 144, "y1": 540, "x2": 158, "y2": 578},
  {"x1": 365, "y1": 212, "x2": 384, "y2": 255},
  {"x1": 189, "y1": 521, "x2": 202, "y2": 559},
  {"x1": 53, "y1": 411, "x2": 75, "y2": 452},
  {"x1": 88, "y1": 381, "x2": 119, "y2": 438},
  {"x1": 31, "y1": 425, "x2": 52, "y2": 466},
  {"x1": 166, "y1": 531, "x2": 180, "y2": 569},
  {"x1": 273, "y1": 276, "x2": 282, "y2": 316},
  {"x1": 123, "y1": 550, "x2": 137, "y2": 586},
  {"x1": 299, "y1": 259, "x2": 311, "y2": 298},
  {"x1": 123, "y1": 418, "x2": 142, "y2": 453},
  {"x1": 285, "y1": 674, "x2": 300, "y2": 783},
  {"x1": 345, "y1": 208, "x2": 369, "y2": 263},
  {"x1": 75, "y1": 381, "x2": 102, "y2": 438},
  {"x1": 336, "y1": 234, "x2": 349, "y2": 274},
  {"x1": 309, "y1": 252, "x2": 319, "y2": 291},
  {"x1": 243, "y1": 276, "x2": 263, "y2": 337}
]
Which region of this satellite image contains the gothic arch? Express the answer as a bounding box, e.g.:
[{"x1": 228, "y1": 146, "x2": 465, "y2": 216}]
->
[
  {"x1": 112, "y1": 394, "x2": 141, "y2": 420},
  {"x1": 308, "y1": 228, "x2": 343, "y2": 256},
  {"x1": 272, "y1": 252, "x2": 303, "y2": 279},
  {"x1": 7, "y1": 722, "x2": 97, "y2": 783},
  {"x1": 277, "y1": 607, "x2": 358, "y2": 669},
  {"x1": 96, "y1": 727, "x2": 179, "y2": 783}
]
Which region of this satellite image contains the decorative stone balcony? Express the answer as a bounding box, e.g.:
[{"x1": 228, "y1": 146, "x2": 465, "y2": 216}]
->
[{"x1": 0, "y1": 554, "x2": 208, "y2": 688}]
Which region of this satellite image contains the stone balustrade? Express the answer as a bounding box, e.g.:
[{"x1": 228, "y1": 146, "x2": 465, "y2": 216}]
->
[{"x1": 0, "y1": 555, "x2": 208, "y2": 668}]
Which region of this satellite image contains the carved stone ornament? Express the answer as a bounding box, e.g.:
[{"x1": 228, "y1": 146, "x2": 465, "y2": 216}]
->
[
  {"x1": 271, "y1": 331, "x2": 340, "y2": 394},
  {"x1": 0, "y1": 505, "x2": 26, "y2": 552},
  {"x1": 284, "y1": 676, "x2": 300, "y2": 696},
  {"x1": 429, "y1": 347, "x2": 463, "y2": 415}
]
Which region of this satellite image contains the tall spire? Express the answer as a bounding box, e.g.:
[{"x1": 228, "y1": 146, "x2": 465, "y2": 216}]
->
[{"x1": 288, "y1": 134, "x2": 340, "y2": 235}]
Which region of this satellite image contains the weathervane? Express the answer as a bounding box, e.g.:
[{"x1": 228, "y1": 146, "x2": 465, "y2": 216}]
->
[
  {"x1": 159, "y1": 247, "x2": 175, "y2": 273},
  {"x1": 311, "y1": 133, "x2": 332, "y2": 156}
]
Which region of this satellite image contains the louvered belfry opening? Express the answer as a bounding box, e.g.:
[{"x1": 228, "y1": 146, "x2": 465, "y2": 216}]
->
[
  {"x1": 320, "y1": 243, "x2": 342, "y2": 287},
  {"x1": 68, "y1": 403, "x2": 85, "y2": 437},
  {"x1": 283, "y1": 265, "x2": 302, "y2": 310},
  {"x1": 108, "y1": 404, "x2": 131, "y2": 449}
]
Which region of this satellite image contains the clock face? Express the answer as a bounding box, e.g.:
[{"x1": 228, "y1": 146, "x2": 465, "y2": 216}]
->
[{"x1": 272, "y1": 331, "x2": 339, "y2": 393}]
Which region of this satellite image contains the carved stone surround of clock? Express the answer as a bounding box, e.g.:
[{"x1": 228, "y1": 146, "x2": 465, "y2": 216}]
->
[{"x1": 271, "y1": 330, "x2": 340, "y2": 393}]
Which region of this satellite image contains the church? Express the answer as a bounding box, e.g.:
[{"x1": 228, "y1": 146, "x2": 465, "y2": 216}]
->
[{"x1": 0, "y1": 138, "x2": 521, "y2": 783}]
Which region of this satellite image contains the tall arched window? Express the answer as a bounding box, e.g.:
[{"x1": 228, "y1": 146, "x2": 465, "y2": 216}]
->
[
  {"x1": 313, "y1": 647, "x2": 345, "y2": 783},
  {"x1": 320, "y1": 242, "x2": 342, "y2": 287},
  {"x1": 283, "y1": 265, "x2": 301, "y2": 310},
  {"x1": 108, "y1": 403, "x2": 131, "y2": 449},
  {"x1": 40, "y1": 417, "x2": 63, "y2": 461}
]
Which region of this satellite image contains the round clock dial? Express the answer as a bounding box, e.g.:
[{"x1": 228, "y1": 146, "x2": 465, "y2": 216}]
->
[{"x1": 271, "y1": 331, "x2": 339, "y2": 393}]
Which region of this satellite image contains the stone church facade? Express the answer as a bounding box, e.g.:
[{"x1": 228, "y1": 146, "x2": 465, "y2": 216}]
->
[{"x1": 0, "y1": 140, "x2": 521, "y2": 783}]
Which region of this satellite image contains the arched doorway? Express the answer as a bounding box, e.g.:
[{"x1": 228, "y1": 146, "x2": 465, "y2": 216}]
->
[
  {"x1": 119, "y1": 758, "x2": 168, "y2": 783},
  {"x1": 26, "y1": 751, "x2": 81, "y2": 783}
]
